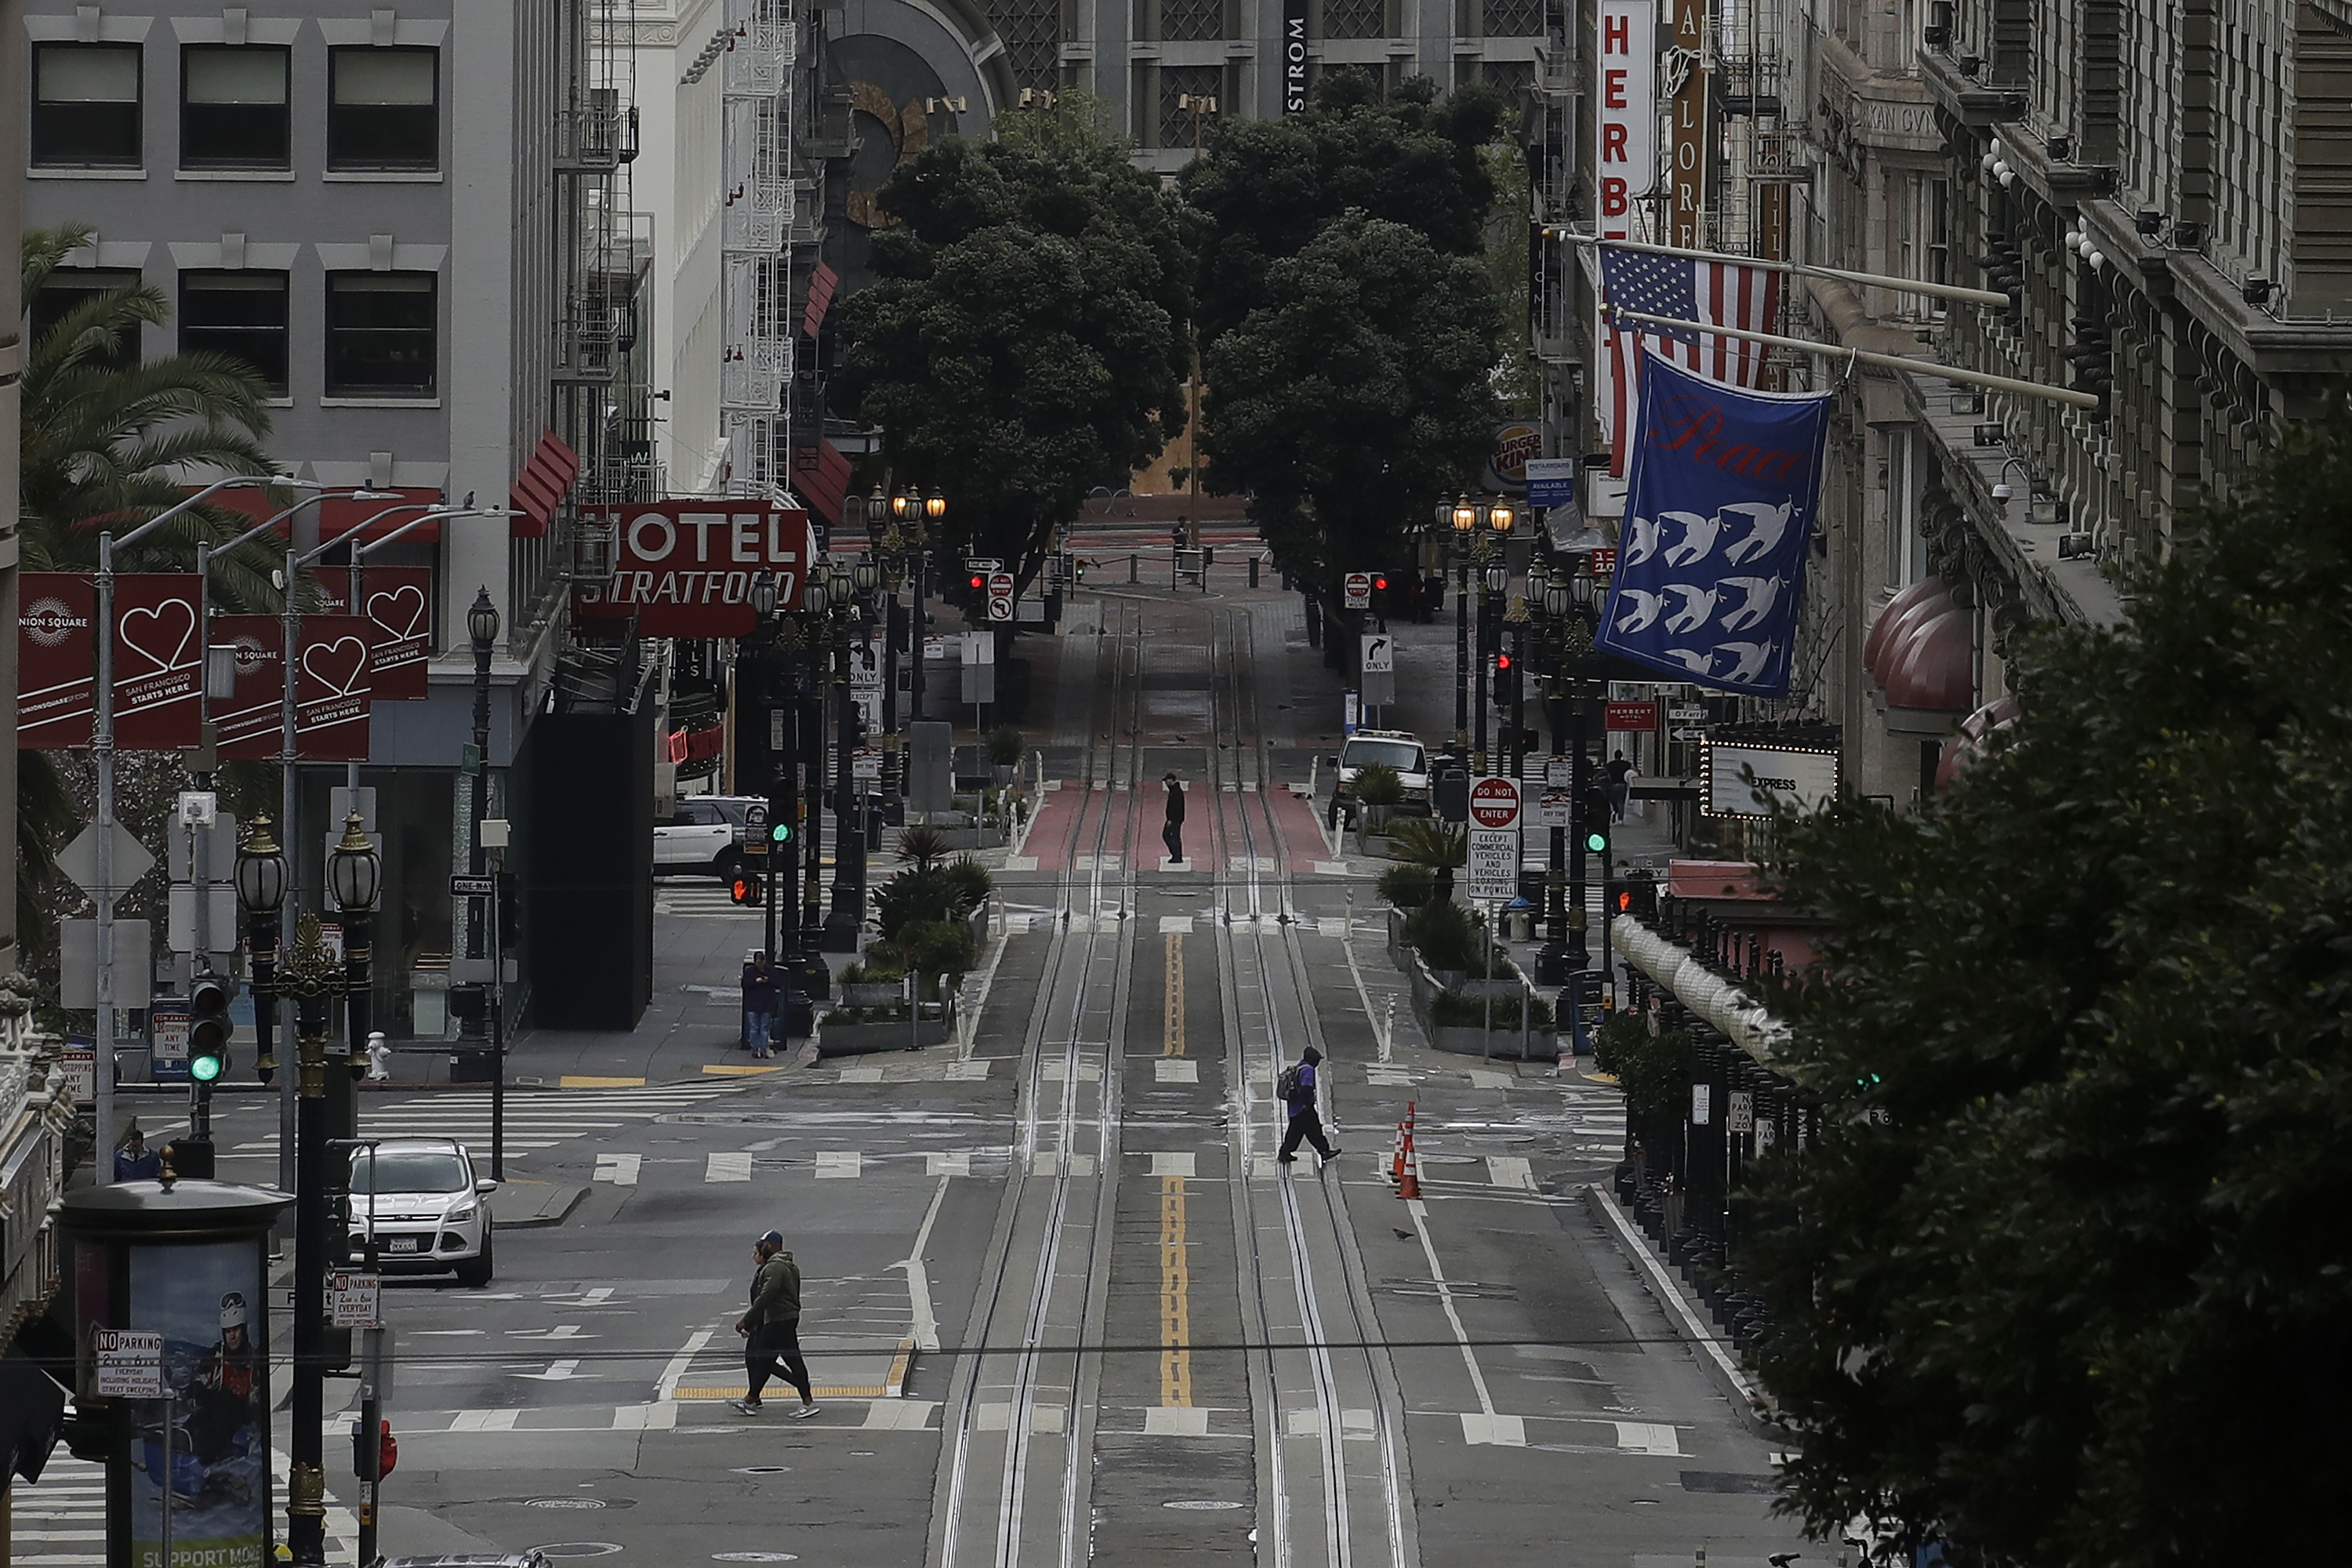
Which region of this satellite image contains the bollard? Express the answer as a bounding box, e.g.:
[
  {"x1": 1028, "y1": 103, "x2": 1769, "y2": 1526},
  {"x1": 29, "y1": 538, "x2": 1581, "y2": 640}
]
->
[
  {"x1": 1129, "y1": 552, "x2": 1138, "y2": 583},
  {"x1": 1248, "y1": 555, "x2": 1261, "y2": 589}
]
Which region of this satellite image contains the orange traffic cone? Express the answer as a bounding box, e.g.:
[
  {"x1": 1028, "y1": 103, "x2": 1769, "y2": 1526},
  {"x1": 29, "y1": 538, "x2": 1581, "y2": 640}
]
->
[
  {"x1": 1389, "y1": 1120, "x2": 1405, "y2": 1185},
  {"x1": 1396, "y1": 1127, "x2": 1421, "y2": 1200}
]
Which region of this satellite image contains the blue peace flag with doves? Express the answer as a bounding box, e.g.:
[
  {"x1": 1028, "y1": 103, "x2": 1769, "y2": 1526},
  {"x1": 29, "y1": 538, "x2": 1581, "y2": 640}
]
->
[{"x1": 1595, "y1": 350, "x2": 1832, "y2": 696}]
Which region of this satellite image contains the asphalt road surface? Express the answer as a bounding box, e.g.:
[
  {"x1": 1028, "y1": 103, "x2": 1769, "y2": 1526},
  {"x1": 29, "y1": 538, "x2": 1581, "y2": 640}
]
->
[{"x1": 19, "y1": 579, "x2": 1812, "y2": 1568}]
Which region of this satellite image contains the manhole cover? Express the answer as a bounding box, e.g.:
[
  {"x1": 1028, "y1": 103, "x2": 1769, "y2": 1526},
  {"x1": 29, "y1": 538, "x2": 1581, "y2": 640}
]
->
[
  {"x1": 1163, "y1": 1500, "x2": 1245, "y2": 1511},
  {"x1": 728, "y1": 1466, "x2": 792, "y2": 1475},
  {"x1": 533, "y1": 1546, "x2": 624, "y2": 1559},
  {"x1": 526, "y1": 1498, "x2": 607, "y2": 1510},
  {"x1": 712, "y1": 1555, "x2": 800, "y2": 1563}
]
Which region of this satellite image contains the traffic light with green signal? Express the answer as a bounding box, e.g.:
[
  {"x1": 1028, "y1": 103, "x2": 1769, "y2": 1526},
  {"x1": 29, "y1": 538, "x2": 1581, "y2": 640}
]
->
[
  {"x1": 770, "y1": 817, "x2": 793, "y2": 848},
  {"x1": 188, "y1": 975, "x2": 231, "y2": 1085}
]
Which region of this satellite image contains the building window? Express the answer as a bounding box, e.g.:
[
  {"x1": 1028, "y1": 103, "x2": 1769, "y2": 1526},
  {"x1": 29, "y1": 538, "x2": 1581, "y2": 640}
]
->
[
  {"x1": 31, "y1": 43, "x2": 142, "y2": 166},
  {"x1": 31, "y1": 270, "x2": 144, "y2": 367},
  {"x1": 328, "y1": 48, "x2": 438, "y2": 169},
  {"x1": 1326, "y1": 0, "x2": 1387, "y2": 40},
  {"x1": 181, "y1": 46, "x2": 290, "y2": 167},
  {"x1": 325, "y1": 273, "x2": 437, "y2": 397},
  {"x1": 1160, "y1": 66, "x2": 1222, "y2": 149},
  {"x1": 180, "y1": 271, "x2": 291, "y2": 394}
]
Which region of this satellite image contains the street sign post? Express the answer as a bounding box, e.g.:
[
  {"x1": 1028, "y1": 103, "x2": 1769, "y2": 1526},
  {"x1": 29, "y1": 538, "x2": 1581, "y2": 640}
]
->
[
  {"x1": 1342, "y1": 572, "x2": 1372, "y2": 609},
  {"x1": 1533, "y1": 788, "x2": 1573, "y2": 828},
  {"x1": 1466, "y1": 827, "x2": 1520, "y2": 904},
  {"x1": 329, "y1": 1271, "x2": 383, "y2": 1329},
  {"x1": 853, "y1": 746, "x2": 883, "y2": 782},
  {"x1": 1468, "y1": 776, "x2": 1521, "y2": 829},
  {"x1": 94, "y1": 1328, "x2": 165, "y2": 1398},
  {"x1": 985, "y1": 572, "x2": 1015, "y2": 623},
  {"x1": 1359, "y1": 633, "x2": 1394, "y2": 674},
  {"x1": 449, "y1": 874, "x2": 497, "y2": 899}
]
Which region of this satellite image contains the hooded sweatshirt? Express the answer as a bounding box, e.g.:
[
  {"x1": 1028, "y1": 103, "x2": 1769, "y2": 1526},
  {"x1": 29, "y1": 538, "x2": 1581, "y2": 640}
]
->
[
  {"x1": 1289, "y1": 1047, "x2": 1323, "y2": 1112},
  {"x1": 745, "y1": 1248, "x2": 803, "y2": 1327}
]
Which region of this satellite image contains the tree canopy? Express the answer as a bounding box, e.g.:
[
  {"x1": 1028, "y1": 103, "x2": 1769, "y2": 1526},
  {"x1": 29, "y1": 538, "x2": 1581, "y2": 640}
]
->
[
  {"x1": 1744, "y1": 412, "x2": 2352, "y2": 1567},
  {"x1": 1200, "y1": 214, "x2": 1499, "y2": 586},
  {"x1": 833, "y1": 107, "x2": 1192, "y2": 604}
]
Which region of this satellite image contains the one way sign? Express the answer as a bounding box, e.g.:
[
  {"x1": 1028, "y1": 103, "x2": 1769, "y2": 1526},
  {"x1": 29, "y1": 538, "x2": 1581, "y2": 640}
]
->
[{"x1": 1360, "y1": 633, "x2": 1395, "y2": 706}]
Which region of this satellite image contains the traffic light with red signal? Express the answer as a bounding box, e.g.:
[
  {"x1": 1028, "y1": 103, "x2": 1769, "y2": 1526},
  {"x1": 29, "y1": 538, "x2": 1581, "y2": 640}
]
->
[{"x1": 353, "y1": 1417, "x2": 397, "y2": 1480}]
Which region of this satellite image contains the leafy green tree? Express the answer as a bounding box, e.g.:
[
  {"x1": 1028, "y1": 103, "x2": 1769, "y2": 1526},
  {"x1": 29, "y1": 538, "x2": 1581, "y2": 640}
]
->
[
  {"x1": 1200, "y1": 214, "x2": 1499, "y2": 613},
  {"x1": 1179, "y1": 71, "x2": 1508, "y2": 346},
  {"x1": 1744, "y1": 412, "x2": 2352, "y2": 1568},
  {"x1": 833, "y1": 116, "x2": 1192, "y2": 610},
  {"x1": 16, "y1": 227, "x2": 284, "y2": 953}
]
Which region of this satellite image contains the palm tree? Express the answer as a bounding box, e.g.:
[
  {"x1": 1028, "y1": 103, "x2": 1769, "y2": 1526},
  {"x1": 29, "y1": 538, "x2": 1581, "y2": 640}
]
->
[
  {"x1": 16, "y1": 225, "x2": 287, "y2": 951},
  {"x1": 1385, "y1": 816, "x2": 1466, "y2": 901}
]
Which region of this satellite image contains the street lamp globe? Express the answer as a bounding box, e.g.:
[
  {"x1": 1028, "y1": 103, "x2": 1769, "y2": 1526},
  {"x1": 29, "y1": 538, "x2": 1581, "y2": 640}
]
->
[
  {"x1": 1570, "y1": 564, "x2": 1599, "y2": 612},
  {"x1": 328, "y1": 811, "x2": 381, "y2": 912},
  {"x1": 865, "y1": 485, "x2": 888, "y2": 527},
  {"x1": 852, "y1": 558, "x2": 880, "y2": 594},
  {"x1": 891, "y1": 491, "x2": 912, "y2": 521},
  {"x1": 234, "y1": 816, "x2": 289, "y2": 915},
  {"x1": 1450, "y1": 495, "x2": 1478, "y2": 534},
  {"x1": 1486, "y1": 499, "x2": 1515, "y2": 534},
  {"x1": 1543, "y1": 578, "x2": 1573, "y2": 619},
  {"x1": 827, "y1": 565, "x2": 853, "y2": 604},
  {"x1": 1483, "y1": 564, "x2": 1508, "y2": 595},
  {"x1": 804, "y1": 577, "x2": 831, "y2": 615},
  {"x1": 467, "y1": 587, "x2": 500, "y2": 649},
  {"x1": 748, "y1": 571, "x2": 778, "y2": 617},
  {"x1": 924, "y1": 489, "x2": 947, "y2": 522}
]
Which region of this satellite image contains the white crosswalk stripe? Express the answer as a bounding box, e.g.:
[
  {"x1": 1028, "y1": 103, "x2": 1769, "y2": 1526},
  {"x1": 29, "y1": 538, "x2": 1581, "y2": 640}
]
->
[
  {"x1": 655, "y1": 881, "x2": 763, "y2": 919},
  {"x1": 5, "y1": 1456, "x2": 358, "y2": 1566},
  {"x1": 227, "y1": 1084, "x2": 744, "y2": 1158}
]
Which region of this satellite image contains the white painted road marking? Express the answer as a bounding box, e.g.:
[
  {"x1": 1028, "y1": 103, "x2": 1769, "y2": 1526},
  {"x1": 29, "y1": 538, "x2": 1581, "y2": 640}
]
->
[
  {"x1": 593, "y1": 1153, "x2": 641, "y2": 1185},
  {"x1": 1155, "y1": 1059, "x2": 1199, "y2": 1083},
  {"x1": 925, "y1": 1152, "x2": 971, "y2": 1177},
  {"x1": 1486, "y1": 1156, "x2": 1537, "y2": 1190},
  {"x1": 815, "y1": 1151, "x2": 862, "y2": 1179},
  {"x1": 706, "y1": 1152, "x2": 753, "y2": 1182}
]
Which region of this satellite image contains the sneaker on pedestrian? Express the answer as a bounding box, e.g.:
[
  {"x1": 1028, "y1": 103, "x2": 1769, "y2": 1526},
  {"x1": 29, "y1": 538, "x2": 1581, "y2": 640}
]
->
[
  {"x1": 1324, "y1": 1149, "x2": 1344, "y2": 1157},
  {"x1": 728, "y1": 1397, "x2": 762, "y2": 1414},
  {"x1": 790, "y1": 1403, "x2": 822, "y2": 1420},
  {"x1": 1276, "y1": 1154, "x2": 1297, "y2": 1164}
]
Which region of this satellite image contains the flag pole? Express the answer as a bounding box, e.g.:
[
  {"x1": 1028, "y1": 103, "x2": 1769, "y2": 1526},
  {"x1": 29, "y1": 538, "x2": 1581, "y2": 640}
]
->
[
  {"x1": 1602, "y1": 305, "x2": 2103, "y2": 410},
  {"x1": 1560, "y1": 230, "x2": 2013, "y2": 310}
]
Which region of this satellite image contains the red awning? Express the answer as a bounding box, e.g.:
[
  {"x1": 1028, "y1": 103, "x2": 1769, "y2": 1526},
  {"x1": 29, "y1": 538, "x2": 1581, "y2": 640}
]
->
[
  {"x1": 1882, "y1": 607, "x2": 1974, "y2": 711},
  {"x1": 803, "y1": 260, "x2": 839, "y2": 339},
  {"x1": 212, "y1": 487, "x2": 445, "y2": 543},
  {"x1": 791, "y1": 439, "x2": 852, "y2": 524},
  {"x1": 1862, "y1": 575, "x2": 1951, "y2": 680},
  {"x1": 509, "y1": 430, "x2": 583, "y2": 538},
  {"x1": 1936, "y1": 692, "x2": 2024, "y2": 789}
]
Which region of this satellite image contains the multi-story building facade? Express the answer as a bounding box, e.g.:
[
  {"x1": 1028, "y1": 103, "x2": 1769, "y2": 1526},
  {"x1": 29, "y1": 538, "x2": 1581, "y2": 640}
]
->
[
  {"x1": 22, "y1": 0, "x2": 648, "y2": 1034},
  {"x1": 1537, "y1": 0, "x2": 2352, "y2": 811}
]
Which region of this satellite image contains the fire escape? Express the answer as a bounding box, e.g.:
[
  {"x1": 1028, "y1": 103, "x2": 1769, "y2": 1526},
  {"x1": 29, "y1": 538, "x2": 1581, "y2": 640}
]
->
[
  {"x1": 1710, "y1": 0, "x2": 1791, "y2": 260},
  {"x1": 719, "y1": 0, "x2": 798, "y2": 502}
]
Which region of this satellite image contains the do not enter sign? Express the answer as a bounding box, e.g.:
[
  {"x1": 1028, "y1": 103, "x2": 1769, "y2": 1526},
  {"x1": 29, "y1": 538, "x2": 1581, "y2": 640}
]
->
[
  {"x1": 985, "y1": 572, "x2": 1015, "y2": 623},
  {"x1": 1343, "y1": 572, "x2": 1372, "y2": 609},
  {"x1": 1468, "y1": 776, "x2": 1520, "y2": 829}
]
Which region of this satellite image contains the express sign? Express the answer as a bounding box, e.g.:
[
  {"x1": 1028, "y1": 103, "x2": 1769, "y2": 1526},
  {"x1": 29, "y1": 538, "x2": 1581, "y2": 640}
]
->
[{"x1": 574, "y1": 503, "x2": 816, "y2": 638}]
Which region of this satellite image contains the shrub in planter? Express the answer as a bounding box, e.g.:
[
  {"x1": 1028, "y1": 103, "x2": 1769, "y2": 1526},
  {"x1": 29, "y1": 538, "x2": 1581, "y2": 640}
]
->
[
  {"x1": 1430, "y1": 990, "x2": 1556, "y2": 1030},
  {"x1": 895, "y1": 825, "x2": 949, "y2": 869},
  {"x1": 882, "y1": 918, "x2": 976, "y2": 983},
  {"x1": 1613, "y1": 1026, "x2": 1694, "y2": 1124},
  {"x1": 1593, "y1": 1011, "x2": 1648, "y2": 1077},
  {"x1": 1385, "y1": 816, "x2": 1465, "y2": 898},
  {"x1": 1377, "y1": 863, "x2": 1436, "y2": 909},
  {"x1": 942, "y1": 855, "x2": 994, "y2": 911},
  {"x1": 840, "y1": 957, "x2": 906, "y2": 985},
  {"x1": 1402, "y1": 897, "x2": 1485, "y2": 973},
  {"x1": 985, "y1": 724, "x2": 1026, "y2": 768}
]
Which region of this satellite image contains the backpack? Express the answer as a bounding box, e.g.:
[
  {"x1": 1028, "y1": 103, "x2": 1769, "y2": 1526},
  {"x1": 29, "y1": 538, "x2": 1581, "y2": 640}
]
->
[{"x1": 1276, "y1": 1063, "x2": 1304, "y2": 1102}]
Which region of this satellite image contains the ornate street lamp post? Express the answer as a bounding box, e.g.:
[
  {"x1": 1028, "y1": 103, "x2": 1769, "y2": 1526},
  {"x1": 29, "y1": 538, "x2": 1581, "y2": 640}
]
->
[
  {"x1": 464, "y1": 588, "x2": 504, "y2": 1177},
  {"x1": 276, "y1": 909, "x2": 340, "y2": 1565},
  {"x1": 238, "y1": 817, "x2": 290, "y2": 1091},
  {"x1": 328, "y1": 811, "x2": 381, "y2": 1075}
]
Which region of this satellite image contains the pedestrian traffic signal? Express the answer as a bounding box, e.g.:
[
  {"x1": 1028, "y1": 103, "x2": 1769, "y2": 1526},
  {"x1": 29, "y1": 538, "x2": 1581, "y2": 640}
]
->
[
  {"x1": 354, "y1": 1417, "x2": 397, "y2": 1480},
  {"x1": 730, "y1": 875, "x2": 764, "y2": 907},
  {"x1": 188, "y1": 975, "x2": 231, "y2": 1084}
]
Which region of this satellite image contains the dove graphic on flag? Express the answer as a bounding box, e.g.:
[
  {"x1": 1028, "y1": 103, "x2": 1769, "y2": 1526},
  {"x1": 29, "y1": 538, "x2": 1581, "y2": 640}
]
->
[{"x1": 1595, "y1": 350, "x2": 1831, "y2": 698}]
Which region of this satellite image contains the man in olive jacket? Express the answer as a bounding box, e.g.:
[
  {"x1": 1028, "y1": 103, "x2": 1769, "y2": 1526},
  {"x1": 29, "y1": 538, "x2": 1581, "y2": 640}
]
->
[{"x1": 730, "y1": 1229, "x2": 818, "y2": 1417}]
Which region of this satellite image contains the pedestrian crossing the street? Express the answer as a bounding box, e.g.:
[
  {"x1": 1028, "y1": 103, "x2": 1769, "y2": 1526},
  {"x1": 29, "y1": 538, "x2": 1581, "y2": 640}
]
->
[
  {"x1": 227, "y1": 1083, "x2": 746, "y2": 1158},
  {"x1": 655, "y1": 881, "x2": 763, "y2": 919}
]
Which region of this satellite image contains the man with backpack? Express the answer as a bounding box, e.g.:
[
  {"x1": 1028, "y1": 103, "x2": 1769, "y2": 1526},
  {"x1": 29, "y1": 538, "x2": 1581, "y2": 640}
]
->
[{"x1": 1276, "y1": 1046, "x2": 1341, "y2": 1165}]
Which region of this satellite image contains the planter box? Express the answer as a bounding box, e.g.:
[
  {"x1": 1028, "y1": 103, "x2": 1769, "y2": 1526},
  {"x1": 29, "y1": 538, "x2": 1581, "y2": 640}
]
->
[
  {"x1": 935, "y1": 828, "x2": 1007, "y2": 850},
  {"x1": 838, "y1": 982, "x2": 903, "y2": 1007},
  {"x1": 816, "y1": 1017, "x2": 953, "y2": 1057},
  {"x1": 1429, "y1": 1024, "x2": 1559, "y2": 1062}
]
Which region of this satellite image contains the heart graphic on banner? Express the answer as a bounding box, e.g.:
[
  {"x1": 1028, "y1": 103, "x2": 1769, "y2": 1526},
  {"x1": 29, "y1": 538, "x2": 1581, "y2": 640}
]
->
[
  {"x1": 120, "y1": 598, "x2": 197, "y2": 673},
  {"x1": 301, "y1": 637, "x2": 372, "y2": 697},
  {"x1": 365, "y1": 584, "x2": 428, "y2": 641}
]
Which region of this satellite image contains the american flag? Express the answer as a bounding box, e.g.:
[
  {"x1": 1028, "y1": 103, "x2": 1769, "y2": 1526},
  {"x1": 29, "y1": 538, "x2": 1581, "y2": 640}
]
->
[{"x1": 1596, "y1": 247, "x2": 1782, "y2": 476}]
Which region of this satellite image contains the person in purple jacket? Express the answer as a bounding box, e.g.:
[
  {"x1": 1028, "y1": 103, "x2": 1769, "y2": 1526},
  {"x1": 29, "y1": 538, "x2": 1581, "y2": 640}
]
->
[{"x1": 1276, "y1": 1046, "x2": 1341, "y2": 1165}]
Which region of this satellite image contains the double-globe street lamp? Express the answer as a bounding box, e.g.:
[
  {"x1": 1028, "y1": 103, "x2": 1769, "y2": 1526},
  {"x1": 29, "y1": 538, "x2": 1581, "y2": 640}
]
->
[
  {"x1": 235, "y1": 804, "x2": 376, "y2": 1567},
  {"x1": 1433, "y1": 494, "x2": 1515, "y2": 768},
  {"x1": 1530, "y1": 559, "x2": 1603, "y2": 984}
]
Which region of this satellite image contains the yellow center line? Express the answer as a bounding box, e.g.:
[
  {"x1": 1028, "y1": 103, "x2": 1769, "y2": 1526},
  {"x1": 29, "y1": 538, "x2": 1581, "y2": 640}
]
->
[{"x1": 1160, "y1": 931, "x2": 1192, "y2": 1407}]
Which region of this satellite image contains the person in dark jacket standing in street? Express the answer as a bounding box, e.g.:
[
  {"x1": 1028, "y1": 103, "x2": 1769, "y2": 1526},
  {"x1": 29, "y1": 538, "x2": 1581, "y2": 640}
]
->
[
  {"x1": 731, "y1": 1229, "x2": 818, "y2": 1417},
  {"x1": 1162, "y1": 772, "x2": 1187, "y2": 865},
  {"x1": 741, "y1": 950, "x2": 779, "y2": 1058},
  {"x1": 1276, "y1": 1046, "x2": 1341, "y2": 1165}
]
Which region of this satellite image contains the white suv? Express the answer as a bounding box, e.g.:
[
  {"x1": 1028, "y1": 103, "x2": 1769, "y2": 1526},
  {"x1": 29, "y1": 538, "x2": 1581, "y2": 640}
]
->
[
  {"x1": 653, "y1": 795, "x2": 765, "y2": 880},
  {"x1": 347, "y1": 1137, "x2": 498, "y2": 1287}
]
